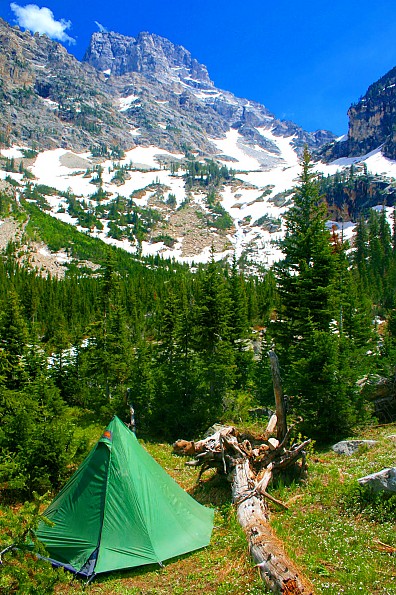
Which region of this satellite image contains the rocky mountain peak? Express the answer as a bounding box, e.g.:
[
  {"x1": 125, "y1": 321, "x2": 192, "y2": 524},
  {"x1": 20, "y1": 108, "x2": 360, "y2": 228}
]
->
[
  {"x1": 0, "y1": 16, "x2": 335, "y2": 159},
  {"x1": 83, "y1": 30, "x2": 213, "y2": 87},
  {"x1": 347, "y1": 66, "x2": 396, "y2": 159}
]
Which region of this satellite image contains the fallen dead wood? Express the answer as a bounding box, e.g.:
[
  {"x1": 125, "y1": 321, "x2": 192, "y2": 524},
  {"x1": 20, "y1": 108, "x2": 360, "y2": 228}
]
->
[
  {"x1": 175, "y1": 426, "x2": 314, "y2": 594},
  {"x1": 173, "y1": 351, "x2": 315, "y2": 594}
]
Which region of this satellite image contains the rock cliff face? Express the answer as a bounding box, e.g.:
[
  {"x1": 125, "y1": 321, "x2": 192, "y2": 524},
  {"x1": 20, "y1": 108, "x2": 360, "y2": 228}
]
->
[
  {"x1": 0, "y1": 18, "x2": 335, "y2": 157},
  {"x1": 348, "y1": 67, "x2": 396, "y2": 159},
  {"x1": 0, "y1": 18, "x2": 132, "y2": 151},
  {"x1": 322, "y1": 66, "x2": 396, "y2": 161},
  {"x1": 83, "y1": 31, "x2": 212, "y2": 86},
  {"x1": 83, "y1": 31, "x2": 335, "y2": 156}
]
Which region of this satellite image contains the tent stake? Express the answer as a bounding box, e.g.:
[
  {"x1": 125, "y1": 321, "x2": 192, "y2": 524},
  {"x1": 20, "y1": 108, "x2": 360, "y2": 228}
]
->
[{"x1": 84, "y1": 573, "x2": 96, "y2": 588}]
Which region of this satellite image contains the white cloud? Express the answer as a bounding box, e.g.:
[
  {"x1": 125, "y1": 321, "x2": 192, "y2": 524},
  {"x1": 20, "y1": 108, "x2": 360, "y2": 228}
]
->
[{"x1": 10, "y1": 3, "x2": 76, "y2": 45}]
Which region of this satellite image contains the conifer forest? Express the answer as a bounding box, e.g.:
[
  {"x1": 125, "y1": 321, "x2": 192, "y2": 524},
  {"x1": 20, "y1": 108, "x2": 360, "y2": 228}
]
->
[{"x1": 1, "y1": 149, "x2": 396, "y2": 504}]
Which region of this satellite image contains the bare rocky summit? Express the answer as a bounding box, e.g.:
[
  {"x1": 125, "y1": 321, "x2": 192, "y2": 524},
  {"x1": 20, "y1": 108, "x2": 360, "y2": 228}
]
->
[
  {"x1": 83, "y1": 30, "x2": 213, "y2": 85},
  {"x1": 0, "y1": 19, "x2": 132, "y2": 151},
  {"x1": 0, "y1": 18, "x2": 335, "y2": 158}
]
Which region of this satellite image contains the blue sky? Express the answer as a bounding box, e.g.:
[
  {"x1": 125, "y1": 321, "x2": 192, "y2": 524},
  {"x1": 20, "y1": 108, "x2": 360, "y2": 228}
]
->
[{"x1": 2, "y1": 1, "x2": 396, "y2": 135}]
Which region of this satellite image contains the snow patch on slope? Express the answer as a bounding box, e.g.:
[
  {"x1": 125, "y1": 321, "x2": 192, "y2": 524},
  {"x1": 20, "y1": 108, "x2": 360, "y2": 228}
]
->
[
  {"x1": 4, "y1": 131, "x2": 396, "y2": 269},
  {"x1": 119, "y1": 94, "x2": 139, "y2": 111},
  {"x1": 123, "y1": 146, "x2": 184, "y2": 169},
  {"x1": 1, "y1": 147, "x2": 27, "y2": 158},
  {"x1": 332, "y1": 146, "x2": 396, "y2": 177},
  {"x1": 211, "y1": 130, "x2": 262, "y2": 171},
  {"x1": 256, "y1": 128, "x2": 300, "y2": 168}
]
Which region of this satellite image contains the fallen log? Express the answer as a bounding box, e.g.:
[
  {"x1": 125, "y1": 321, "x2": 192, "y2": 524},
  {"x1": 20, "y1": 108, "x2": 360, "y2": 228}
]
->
[
  {"x1": 174, "y1": 424, "x2": 314, "y2": 594},
  {"x1": 173, "y1": 353, "x2": 314, "y2": 593},
  {"x1": 232, "y1": 458, "x2": 313, "y2": 594},
  {"x1": 173, "y1": 425, "x2": 237, "y2": 457}
]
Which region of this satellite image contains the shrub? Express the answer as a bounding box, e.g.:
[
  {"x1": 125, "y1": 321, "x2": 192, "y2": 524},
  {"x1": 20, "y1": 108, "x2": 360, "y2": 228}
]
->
[
  {"x1": 0, "y1": 494, "x2": 66, "y2": 594},
  {"x1": 341, "y1": 483, "x2": 396, "y2": 523}
]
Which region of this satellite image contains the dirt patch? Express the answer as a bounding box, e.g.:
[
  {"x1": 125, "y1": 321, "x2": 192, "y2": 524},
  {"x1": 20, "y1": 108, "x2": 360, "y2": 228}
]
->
[
  {"x1": 156, "y1": 202, "x2": 232, "y2": 257},
  {"x1": 0, "y1": 216, "x2": 97, "y2": 279},
  {"x1": 23, "y1": 242, "x2": 70, "y2": 278},
  {"x1": 0, "y1": 179, "x2": 17, "y2": 195},
  {"x1": 0, "y1": 217, "x2": 24, "y2": 250}
]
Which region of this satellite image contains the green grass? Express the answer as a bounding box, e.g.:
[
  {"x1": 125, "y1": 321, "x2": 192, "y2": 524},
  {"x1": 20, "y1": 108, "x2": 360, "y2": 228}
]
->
[
  {"x1": 56, "y1": 506, "x2": 265, "y2": 595},
  {"x1": 4, "y1": 415, "x2": 396, "y2": 594},
  {"x1": 46, "y1": 411, "x2": 265, "y2": 594},
  {"x1": 51, "y1": 417, "x2": 266, "y2": 594},
  {"x1": 269, "y1": 424, "x2": 396, "y2": 595},
  {"x1": 60, "y1": 418, "x2": 396, "y2": 594}
]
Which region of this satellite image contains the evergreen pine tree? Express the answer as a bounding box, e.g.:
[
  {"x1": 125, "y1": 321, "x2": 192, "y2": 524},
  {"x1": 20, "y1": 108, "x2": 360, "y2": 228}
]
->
[
  {"x1": 81, "y1": 253, "x2": 133, "y2": 414},
  {"x1": 367, "y1": 209, "x2": 384, "y2": 302},
  {"x1": 150, "y1": 285, "x2": 202, "y2": 437},
  {"x1": 229, "y1": 255, "x2": 249, "y2": 342},
  {"x1": 273, "y1": 147, "x2": 336, "y2": 353},
  {"x1": 353, "y1": 215, "x2": 369, "y2": 288},
  {"x1": 379, "y1": 207, "x2": 392, "y2": 269},
  {"x1": 194, "y1": 251, "x2": 235, "y2": 426},
  {"x1": 272, "y1": 148, "x2": 361, "y2": 441},
  {"x1": 229, "y1": 255, "x2": 254, "y2": 390},
  {"x1": 0, "y1": 287, "x2": 29, "y2": 389},
  {"x1": 392, "y1": 206, "x2": 396, "y2": 255},
  {"x1": 378, "y1": 207, "x2": 394, "y2": 308},
  {"x1": 128, "y1": 339, "x2": 156, "y2": 433}
]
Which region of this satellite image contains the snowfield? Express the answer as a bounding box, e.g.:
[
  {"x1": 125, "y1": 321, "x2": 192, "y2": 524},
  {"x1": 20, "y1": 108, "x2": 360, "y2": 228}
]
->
[{"x1": 1, "y1": 128, "x2": 395, "y2": 267}]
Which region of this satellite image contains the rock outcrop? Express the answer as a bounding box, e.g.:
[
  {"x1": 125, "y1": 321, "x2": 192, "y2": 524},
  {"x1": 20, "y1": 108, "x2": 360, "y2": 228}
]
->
[
  {"x1": 332, "y1": 440, "x2": 377, "y2": 456},
  {"x1": 83, "y1": 31, "x2": 213, "y2": 86},
  {"x1": 0, "y1": 18, "x2": 335, "y2": 158},
  {"x1": 83, "y1": 31, "x2": 335, "y2": 156},
  {"x1": 0, "y1": 19, "x2": 132, "y2": 151},
  {"x1": 358, "y1": 468, "x2": 396, "y2": 493},
  {"x1": 322, "y1": 66, "x2": 396, "y2": 161}
]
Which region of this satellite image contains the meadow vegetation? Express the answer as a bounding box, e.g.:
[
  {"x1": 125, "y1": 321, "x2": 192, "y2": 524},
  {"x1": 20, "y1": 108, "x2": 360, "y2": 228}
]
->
[{"x1": 2, "y1": 417, "x2": 395, "y2": 594}]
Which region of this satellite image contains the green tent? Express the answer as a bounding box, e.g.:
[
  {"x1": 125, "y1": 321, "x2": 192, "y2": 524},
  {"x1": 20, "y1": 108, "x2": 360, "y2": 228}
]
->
[{"x1": 36, "y1": 416, "x2": 213, "y2": 579}]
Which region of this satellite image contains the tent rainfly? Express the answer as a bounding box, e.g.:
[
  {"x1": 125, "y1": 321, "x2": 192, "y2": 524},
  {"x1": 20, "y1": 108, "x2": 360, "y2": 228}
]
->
[{"x1": 36, "y1": 416, "x2": 214, "y2": 579}]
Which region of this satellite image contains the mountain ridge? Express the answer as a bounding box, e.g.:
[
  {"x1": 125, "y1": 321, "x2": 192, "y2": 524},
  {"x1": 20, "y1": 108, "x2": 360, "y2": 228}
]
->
[
  {"x1": 322, "y1": 66, "x2": 396, "y2": 162},
  {"x1": 0, "y1": 18, "x2": 335, "y2": 158},
  {"x1": 82, "y1": 30, "x2": 213, "y2": 85},
  {"x1": 1, "y1": 17, "x2": 396, "y2": 272}
]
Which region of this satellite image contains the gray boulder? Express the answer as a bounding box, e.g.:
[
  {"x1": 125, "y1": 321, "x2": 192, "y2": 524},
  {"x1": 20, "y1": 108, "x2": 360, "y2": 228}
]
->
[
  {"x1": 358, "y1": 468, "x2": 396, "y2": 493},
  {"x1": 332, "y1": 440, "x2": 377, "y2": 456}
]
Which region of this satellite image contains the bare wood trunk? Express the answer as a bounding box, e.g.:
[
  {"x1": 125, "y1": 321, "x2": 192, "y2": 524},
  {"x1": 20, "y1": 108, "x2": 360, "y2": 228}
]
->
[
  {"x1": 175, "y1": 427, "x2": 315, "y2": 594},
  {"x1": 231, "y1": 458, "x2": 314, "y2": 595},
  {"x1": 174, "y1": 426, "x2": 236, "y2": 456},
  {"x1": 268, "y1": 350, "x2": 287, "y2": 443},
  {"x1": 174, "y1": 349, "x2": 314, "y2": 594}
]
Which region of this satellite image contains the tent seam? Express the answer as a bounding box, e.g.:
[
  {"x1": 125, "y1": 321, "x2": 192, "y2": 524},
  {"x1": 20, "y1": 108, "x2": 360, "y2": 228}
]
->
[
  {"x1": 120, "y1": 428, "x2": 163, "y2": 566},
  {"x1": 94, "y1": 440, "x2": 113, "y2": 573}
]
